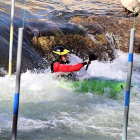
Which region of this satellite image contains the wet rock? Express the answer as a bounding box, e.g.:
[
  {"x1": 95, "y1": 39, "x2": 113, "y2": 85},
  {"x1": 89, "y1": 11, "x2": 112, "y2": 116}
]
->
[
  {"x1": 95, "y1": 34, "x2": 108, "y2": 46},
  {"x1": 25, "y1": 21, "x2": 86, "y2": 40},
  {"x1": 32, "y1": 28, "x2": 40, "y2": 38},
  {"x1": 121, "y1": 0, "x2": 140, "y2": 16},
  {"x1": 82, "y1": 23, "x2": 103, "y2": 34},
  {"x1": 71, "y1": 16, "x2": 140, "y2": 53},
  {"x1": 31, "y1": 34, "x2": 115, "y2": 62},
  {"x1": 30, "y1": 15, "x2": 140, "y2": 63}
]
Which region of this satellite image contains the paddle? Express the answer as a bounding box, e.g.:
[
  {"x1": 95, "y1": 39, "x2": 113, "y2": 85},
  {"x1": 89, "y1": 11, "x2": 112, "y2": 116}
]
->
[{"x1": 85, "y1": 48, "x2": 98, "y2": 70}]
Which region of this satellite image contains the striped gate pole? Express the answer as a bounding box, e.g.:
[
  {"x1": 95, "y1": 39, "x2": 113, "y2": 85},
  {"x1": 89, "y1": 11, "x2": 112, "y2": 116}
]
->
[
  {"x1": 122, "y1": 28, "x2": 135, "y2": 140},
  {"x1": 12, "y1": 28, "x2": 24, "y2": 140},
  {"x1": 9, "y1": 0, "x2": 15, "y2": 76}
]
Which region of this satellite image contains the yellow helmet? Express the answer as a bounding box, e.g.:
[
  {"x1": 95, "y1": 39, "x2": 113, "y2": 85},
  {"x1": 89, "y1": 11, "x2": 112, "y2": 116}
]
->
[{"x1": 53, "y1": 46, "x2": 69, "y2": 55}]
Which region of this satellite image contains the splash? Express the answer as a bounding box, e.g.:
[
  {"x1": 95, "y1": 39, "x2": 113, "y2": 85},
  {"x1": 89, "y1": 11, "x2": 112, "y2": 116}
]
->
[{"x1": 0, "y1": 51, "x2": 140, "y2": 139}]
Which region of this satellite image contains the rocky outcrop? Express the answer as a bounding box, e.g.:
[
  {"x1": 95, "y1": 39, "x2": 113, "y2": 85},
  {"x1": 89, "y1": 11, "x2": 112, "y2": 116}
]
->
[
  {"x1": 31, "y1": 34, "x2": 115, "y2": 62},
  {"x1": 70, "y1": 15, "x2": 140, "y2": 53},
  {"x1": 30, "y1": 15, "x2": 140, "y2": 63},
  {"x1": 121, "y1": 0, "x2": 140, "y2": 16}
]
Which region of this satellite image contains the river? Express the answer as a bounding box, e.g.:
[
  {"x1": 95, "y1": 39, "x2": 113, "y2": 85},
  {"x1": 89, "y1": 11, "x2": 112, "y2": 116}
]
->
[{"x1": 0, "y1": 0, "x2": 140, "y2": 140}]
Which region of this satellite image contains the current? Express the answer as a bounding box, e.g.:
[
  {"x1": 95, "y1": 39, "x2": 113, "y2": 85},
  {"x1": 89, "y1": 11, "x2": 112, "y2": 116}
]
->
[{"x1": 0, "y1": 0, "x2": 140, "y2": 140}]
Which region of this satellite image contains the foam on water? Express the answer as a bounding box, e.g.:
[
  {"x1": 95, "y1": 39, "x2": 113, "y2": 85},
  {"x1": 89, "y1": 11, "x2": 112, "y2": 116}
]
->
[
  {"x1": 89, "y1": 50, "x2": 140, "y2": 82},
  {"x1": 0, "y1": 50, "x2": 140, "y2": 139},
  {"x1": 0, "y1": 0, "x2": 139, "y2": 139}
]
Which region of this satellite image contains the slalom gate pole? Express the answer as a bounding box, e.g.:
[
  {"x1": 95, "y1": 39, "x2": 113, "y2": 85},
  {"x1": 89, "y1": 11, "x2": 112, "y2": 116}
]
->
[
  {"x1": 11, "y1": 28, "x2": 24, "y2": 140},
  {"x1": 9, "y1": 0, "x2": 15, "y2": 76},
  {"x1": 122, "y1": 28, "x2": 135, "y2": 140},
  {"x1": 22, "y1": 0, "x2": 26, "y2": 28}
]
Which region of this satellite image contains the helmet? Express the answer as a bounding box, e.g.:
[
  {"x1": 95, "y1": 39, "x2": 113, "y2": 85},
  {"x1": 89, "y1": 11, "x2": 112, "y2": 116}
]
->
[{"x1": 53, "y1": 46, "x2": 70, "y2": 56}]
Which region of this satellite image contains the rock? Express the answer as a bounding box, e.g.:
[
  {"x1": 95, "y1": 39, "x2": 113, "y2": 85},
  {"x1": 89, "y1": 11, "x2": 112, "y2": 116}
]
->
[
  {"x1": 32, "y1": 28, "x2": 39, "y2": 38},
  {"x1": 32, "y1": 36, "x2": 38, "y2": 46},
  {"x1": 135, "y1": 33, "x2": 140, "y2": 53},
  {"x1": 82, "y1": 23, "x2": 103, "y2": 34},
  {"x1": 71, "y1": 16, "x2": 140, "y2": 54},
  {"x1": 30, "y1": 15, "x2": 140, "y2": 62},
  {"x1": 31, "y1": 34, "x2": 115, "y2": 62},
  {"x1": 25, "y1": 21, "x2": 86, "y2": 40},
  {"x1": 121, "y1": 0, "x2": 140, "y2": 15},
  {"x1": 95, "y1": 34, "x2": 108, "y2": 46}
]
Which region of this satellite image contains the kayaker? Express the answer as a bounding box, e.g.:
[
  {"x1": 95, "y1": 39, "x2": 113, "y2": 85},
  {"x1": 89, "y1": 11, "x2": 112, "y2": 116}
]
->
[{"x1": 51, "y1": 46, "x2": 90, "y2": 73}]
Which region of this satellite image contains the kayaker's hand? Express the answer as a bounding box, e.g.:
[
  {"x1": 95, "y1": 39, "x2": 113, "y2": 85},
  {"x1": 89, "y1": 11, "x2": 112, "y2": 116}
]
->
[
  {"x1": 82, "y1": 59, "x2": 90, "y2": 66},
  {"x1": 86, "y1": 59, "x2": 91, "y2": 65}
]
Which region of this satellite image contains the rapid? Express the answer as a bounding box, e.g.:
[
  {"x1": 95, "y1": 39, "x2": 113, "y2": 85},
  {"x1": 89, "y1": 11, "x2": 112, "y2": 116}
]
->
[{"x1": 0, "y1": 0, "x2": 140, "y2": 140}]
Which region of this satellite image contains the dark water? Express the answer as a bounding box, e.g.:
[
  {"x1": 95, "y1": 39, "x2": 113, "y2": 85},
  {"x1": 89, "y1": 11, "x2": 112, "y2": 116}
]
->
[{"x1": 0, "y1": 12, "x2": 49, "y2": 76}]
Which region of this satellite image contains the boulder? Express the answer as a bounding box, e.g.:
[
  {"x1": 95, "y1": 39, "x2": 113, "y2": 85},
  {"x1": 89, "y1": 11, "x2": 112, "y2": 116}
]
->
[
  {"x1": 71, "y1": 16, "x2": 140, "y2": 54},
  {"x1": 31, "y1": 34, "x2": 115, "y2": 62},
  {"x1": 30, "y1": 15, "x2": 140, "y2": 63},
  {"x1": 121, "y1": 0, "x2": 140, "y2": 15}
]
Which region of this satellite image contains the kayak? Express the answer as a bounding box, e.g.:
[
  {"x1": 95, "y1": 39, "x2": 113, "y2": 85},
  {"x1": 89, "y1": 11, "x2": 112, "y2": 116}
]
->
[{"x1": 59, "y1": 78, "x2": 126, "y2": 99}]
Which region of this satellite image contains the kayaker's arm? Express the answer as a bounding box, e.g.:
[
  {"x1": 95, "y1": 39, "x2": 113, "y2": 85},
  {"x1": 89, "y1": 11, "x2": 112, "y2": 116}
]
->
[{"x1": 53, "y1": 62, "x2": 87, "y2": 72}]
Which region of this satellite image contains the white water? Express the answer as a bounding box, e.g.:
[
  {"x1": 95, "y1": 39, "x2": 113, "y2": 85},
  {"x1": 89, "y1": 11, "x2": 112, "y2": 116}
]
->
[
  {"x1": 0, "y1": 50, "x2": 140, "y2": 140},
  {"x1": 0, "y1": 0, "x2": 140, "y2": 139}
]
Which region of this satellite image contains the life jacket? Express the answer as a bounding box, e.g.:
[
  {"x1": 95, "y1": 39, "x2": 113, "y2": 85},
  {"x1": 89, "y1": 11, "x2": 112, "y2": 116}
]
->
[
  {"x1": 51, "y1": 59, "x2": 85, "y2": 73},
  {"x1": 51, "y1": 59, "x2": 87, "y2": 80},
  {"x1": 51, "y1": 59, "x2": 74, "y2": 79},
  {"x1": 51, "y1": 60, "x2": 70, "y2": 73}
]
